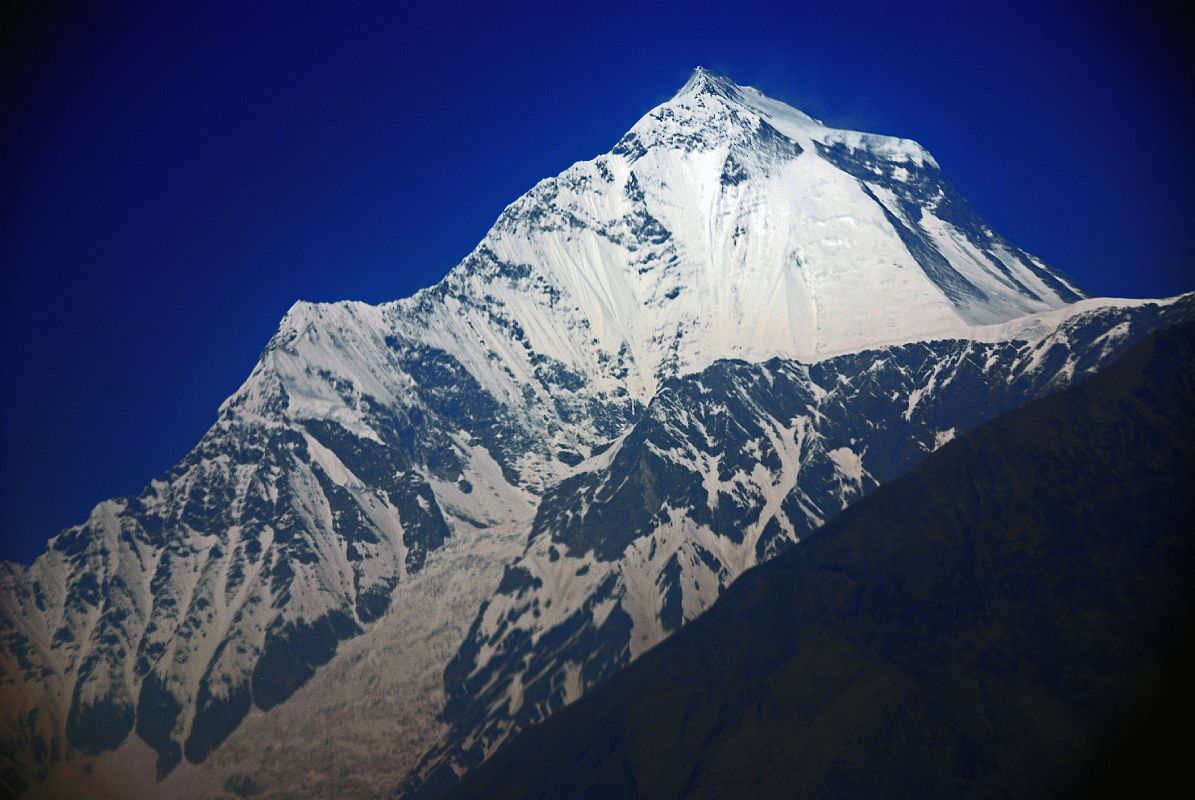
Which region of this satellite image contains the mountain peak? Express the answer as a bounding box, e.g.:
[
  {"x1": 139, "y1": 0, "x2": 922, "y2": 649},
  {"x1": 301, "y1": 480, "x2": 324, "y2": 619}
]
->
[
  {"x1": 675, "y1": 66, "x2": 745, "y2": 101},
  {"x1": 662, "y1": 67, "x2": 826, "y2": 134},
  {"x1": 611, "y1": 67, "x2": 770, "y2": 161}
]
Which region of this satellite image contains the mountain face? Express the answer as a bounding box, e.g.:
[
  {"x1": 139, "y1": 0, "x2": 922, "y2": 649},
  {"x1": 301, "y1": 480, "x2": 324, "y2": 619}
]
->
[
  {"x1": 444, "y1": 322, "x2": 1195, "y2": 800},
  {"x1": 0, "y1": 67, "x2": 1188, "y2": 798},
  {"x1": 402, "y1": 297, "x2": 1194, "y2": 796}
]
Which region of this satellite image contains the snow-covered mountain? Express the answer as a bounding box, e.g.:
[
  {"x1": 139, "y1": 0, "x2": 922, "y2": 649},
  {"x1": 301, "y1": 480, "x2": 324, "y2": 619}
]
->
[{"x1": 1, "y1": 68, "x2": 1188, "y2": 798}]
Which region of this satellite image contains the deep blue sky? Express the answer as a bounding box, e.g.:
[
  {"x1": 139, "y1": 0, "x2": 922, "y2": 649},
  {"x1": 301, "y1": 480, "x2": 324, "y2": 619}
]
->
[{"x1": 2, "y1": 0, "x2": 1192, "y2": 562}]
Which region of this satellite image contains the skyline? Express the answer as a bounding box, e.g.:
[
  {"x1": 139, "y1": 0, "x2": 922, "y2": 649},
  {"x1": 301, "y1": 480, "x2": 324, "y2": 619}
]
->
[{"x1": 3, "y1": 0, "x2": 1193, "y2": 562}]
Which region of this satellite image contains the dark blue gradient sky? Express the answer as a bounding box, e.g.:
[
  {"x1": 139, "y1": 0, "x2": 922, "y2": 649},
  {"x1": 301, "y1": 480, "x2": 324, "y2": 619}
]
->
[{"x1": 2, "y1": 0, "x2": 1192, "y2": 561}]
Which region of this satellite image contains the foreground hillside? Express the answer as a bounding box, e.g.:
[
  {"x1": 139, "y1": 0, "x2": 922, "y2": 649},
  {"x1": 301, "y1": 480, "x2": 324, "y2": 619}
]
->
[{"x1": 449, "y1": 322, "x2": 1195, "y2": 799}]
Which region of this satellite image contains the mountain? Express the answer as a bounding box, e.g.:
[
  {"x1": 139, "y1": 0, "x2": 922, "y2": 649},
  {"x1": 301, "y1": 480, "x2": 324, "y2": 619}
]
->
[
  {"x1": 0, "y1": 67, "x2": 1188, "y2": 798},
  {"x1": 445, "y1": 321, "x2": 1195, "y2": 800}
]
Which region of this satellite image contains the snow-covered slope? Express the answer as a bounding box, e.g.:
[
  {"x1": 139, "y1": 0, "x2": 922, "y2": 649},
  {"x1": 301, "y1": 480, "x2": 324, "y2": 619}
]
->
[
  {"x1": 0, "y1": 67, "x2": 1183, "y2": 798},
  {"x1": 385, "y1": 67, "x2": 1083, "y2": 412}
]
